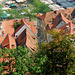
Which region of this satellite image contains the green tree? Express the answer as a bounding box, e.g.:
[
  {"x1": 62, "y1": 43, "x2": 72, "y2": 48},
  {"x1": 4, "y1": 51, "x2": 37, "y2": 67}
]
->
[
  {"x1": 38, "y1": 30, "x2": 75, "y2": 75},
  {"x1": 0, "y1": 4, "x2": 3, "y2": 20},
  {"x1": 0, "y1": 46, "x2": 47, "y2": 75},
  {"x1": 32, "y1": 0, "x2": 51, "y2": 14}
]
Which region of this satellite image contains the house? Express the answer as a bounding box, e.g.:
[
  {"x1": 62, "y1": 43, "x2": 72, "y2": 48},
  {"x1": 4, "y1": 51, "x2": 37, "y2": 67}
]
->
[
  {"x1": 15, "y1": 18, "x2": 37, "y2": 52},
  {"x1": 0, "y1": 20, "x2": 16, "y2": 49},
  {"x1": 0, "y1": 18, "x2": 37, "y2": 74},
  {"x1": 36, "y1": 8, "x2": 75, "y2": 42},
  {"x1": 0, "y1": 18, "x2": 37, "y2": 52}
]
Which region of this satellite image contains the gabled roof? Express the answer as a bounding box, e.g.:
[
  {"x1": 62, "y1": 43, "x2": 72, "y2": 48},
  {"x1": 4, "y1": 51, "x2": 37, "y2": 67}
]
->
[
  {"x1": 26, "y1": 29, "x2": 37, "y2": 52},
  {"x1": 37, "y1": 8, "x2": 75, "y2": 25},
  {"x1": 2, "y1": 34, "x2": 16, "y2": 49},
  {"x1": 0, "y1": 20, "x2": 15, "y2": 44},
  {"x1": 55, "y1": 22, "x2": 75, "y2": 35},
  {"x1": 16, "y1": 28, "x2": 37, "y2": 52},
  {"x1": 52, "y1": 13, "x2": 71, "y2": 28},
  {"x1": 15, "y1": 18, "x2": 37, "y2": 34}
]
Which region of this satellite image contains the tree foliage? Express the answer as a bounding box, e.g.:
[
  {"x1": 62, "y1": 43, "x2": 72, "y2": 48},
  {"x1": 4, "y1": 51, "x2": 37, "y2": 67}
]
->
[
  {"x1": 13, "y1": 22, "x2": 21, "y2": 30},
  {"x1": 32, "y1": 0, "x2": 51, "y2": 14},
  {"x1": 39, "y1": 30, "x2": 75, "y2": 74},
  {"x1": 0, "y1": 4, "x2": 3, "y2": 20},
  {"x1": 0, "y1": 46, "x2": 47, "y2": 75},
  {"x1": 0, "y1": 30, "x2": 75, "y2": 75}
]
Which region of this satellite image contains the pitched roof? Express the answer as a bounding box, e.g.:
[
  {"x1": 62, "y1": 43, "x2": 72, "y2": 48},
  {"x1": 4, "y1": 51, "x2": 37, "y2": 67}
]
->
[
  {"x1": 2, "y1": 34, "x2": 16, "y2": 49},
  {"x1": 37, "y1": 8, "x2": 75, "y2": 25},
  {"x1": 56, "y1": 22, "x2": 75, "y2": 35},
  {"x1": 15, "y1": 18, "x2": 37, "y2": 34},
  {"x1": 26, "y1": 29, "x2": 37, "y2": 52},
  {"x1": 52, "y1": 13, "x2": 71, "y2": 28},
  {"x1": 0, "y1": 20, "x2": 15, "y2": 44}
]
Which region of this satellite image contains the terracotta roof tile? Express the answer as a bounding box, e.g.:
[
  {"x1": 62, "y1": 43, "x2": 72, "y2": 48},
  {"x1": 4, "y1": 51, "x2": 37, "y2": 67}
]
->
[
  {"x1": 2, "y1": 34, "x2": 16, "y2": 49},
  {"x1": 0, "y1": 20, "x2": 15, "y2": 44},
  {"x1": 38, "y1": 8, "x2": 75, "y2": 25},
  {"x1": 26, "y1": 29, "x2": 37, "y2": 52}
]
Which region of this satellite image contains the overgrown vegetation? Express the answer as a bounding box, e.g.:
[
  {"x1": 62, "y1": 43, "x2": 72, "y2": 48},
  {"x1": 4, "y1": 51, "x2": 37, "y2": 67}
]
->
[
  {"x1": 13, "y1": 22, "x2": 21, "y2": 30},
  {"x1": 0, "y1": 30, "x2": 75, "y2": 75}
]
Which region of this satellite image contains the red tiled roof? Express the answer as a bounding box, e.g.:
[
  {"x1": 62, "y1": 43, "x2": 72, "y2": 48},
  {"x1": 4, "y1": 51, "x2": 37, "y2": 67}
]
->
[
  {"x1": 37, "y1": 8, "x2": 75, "y2": 25},
  {"x1": 15, "y1": 18, "x2": 37, "y2": 34},
  {"x1": 26, "y1": 29, "x2": 37, "y2": 52},
  {"x1": 15, "y1": 18, "x2": 37, "y2": 51},
  {"x1": 55, "y1": 22, "x2": 75, "y2": 35},
  {"x1": 0, "y1": 20, "x2": 15, "y2": 44},
  {"x1": 52, "y1": 13, "x2": 71, "y2": 29},
  {"x1": 2, "y1": 34, "x2": 16, "y2": 49}
]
